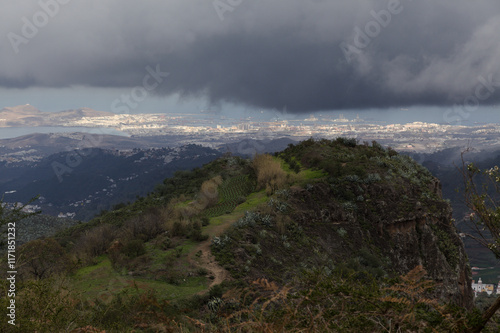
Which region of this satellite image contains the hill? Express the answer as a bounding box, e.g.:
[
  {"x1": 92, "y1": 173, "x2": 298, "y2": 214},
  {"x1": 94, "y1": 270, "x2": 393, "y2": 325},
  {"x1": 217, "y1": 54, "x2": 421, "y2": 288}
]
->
[
  {"x1": 0, "y1": 138, "x2": 480, "y2": 332},
  {"x1": 0, "y1": 145, "x2": 222, "y2": 220},
  {"x1": 0, "y1": 105, "x2": 114, "y2": 127},
  {"x1": 219, "y1": 137, "x2": 299, "y2": 157}
]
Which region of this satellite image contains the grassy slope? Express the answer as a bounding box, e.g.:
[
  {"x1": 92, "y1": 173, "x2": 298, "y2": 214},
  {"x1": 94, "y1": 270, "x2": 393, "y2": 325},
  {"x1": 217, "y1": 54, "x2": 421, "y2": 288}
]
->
[
  {"x1": 66, "y1": 149, "x2": 325, "y2": 303},
  {"x1": 71, "y1": 256, "x2": 207, "y2": 301},
  {"x1": 66, "y1": 158, "x2": 273, "y2": 302},
  {"x1": 5, "y1": 139, "x2": 480, "y2": 332}
]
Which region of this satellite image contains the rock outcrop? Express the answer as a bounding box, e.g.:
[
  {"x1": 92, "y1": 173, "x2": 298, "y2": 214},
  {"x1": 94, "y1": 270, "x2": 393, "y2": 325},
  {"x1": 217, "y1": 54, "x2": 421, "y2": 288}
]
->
[{"x1": 286, "y1": 179, "x2": 473, "y2": 308}]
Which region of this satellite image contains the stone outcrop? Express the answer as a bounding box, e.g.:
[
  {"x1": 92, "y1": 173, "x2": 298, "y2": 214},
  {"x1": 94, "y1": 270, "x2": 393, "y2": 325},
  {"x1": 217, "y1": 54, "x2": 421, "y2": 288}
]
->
[{"x1": 287, "y1": 179, "x2": 474, "y2": 308}]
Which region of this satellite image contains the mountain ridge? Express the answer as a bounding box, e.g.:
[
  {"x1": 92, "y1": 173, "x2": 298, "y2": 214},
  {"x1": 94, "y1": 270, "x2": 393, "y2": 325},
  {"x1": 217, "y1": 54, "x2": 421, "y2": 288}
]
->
[
  {"x1": 0, "y1": 138, "x2": 479, "y2": 331},
  {"x1": 0, "y1": 105, "x2": 114, "y2": 127}
]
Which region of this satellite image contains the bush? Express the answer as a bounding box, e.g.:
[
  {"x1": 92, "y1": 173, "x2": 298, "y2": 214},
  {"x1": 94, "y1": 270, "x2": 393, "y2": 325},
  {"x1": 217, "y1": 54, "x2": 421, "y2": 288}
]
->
[
  {"x1": 170, "y1": 221, "x2": 187, "y2": 237},
  {"x1": 252, "y1": 154, "x2": 287, "y2": 193},
  {"x1": 372, "y1": 140, "x2": 385, "y2": 151},
  {"x1": 123, "y1": 209, "x2": 166, "y2": 241},
  {"x1": 337, "y1": 228, "x2": 348, "y2": 238},
  {"x1": 122, "y1": 239, "x2": 146, "y2": 258},
  {"x1": 19, "y1": 238, "x2": 70, "y2": 279},
  {"x1": 211, "y1": 235, "x2": 231, "y2": 249},
  {"x1": 190, "y1": 228, "x2": 209, "y2": 242},
  {"x1": 201, "y1": 217, "x2": 210, "y2": 226},
  {"x1": 345, "y1": 175, "x2": 362, "y2": 183},
  {"x1": 364, "y1": 173, "x2": 382, "y2": 184},
  {"x1": 387, "y1": 147, "x2": 398, "y2": 157},
  {"x1": 323, "y1": 161, "x2": 344, "y2": 177},
  {"x1": 0, "y1": 278, "x2": 79, "y2": 332},
  {"x1": 74, "y1": 224, "x2": 117, "y2": 260},
  {"x1": 336, "y1": 137, "x2": 357, "y2": 147},
  {"x1": 342, "y1": 201, "x2": 358, "y2": 212},
  {"x1": 235, "y1": 211, "x2": 260, "y2": 228}
]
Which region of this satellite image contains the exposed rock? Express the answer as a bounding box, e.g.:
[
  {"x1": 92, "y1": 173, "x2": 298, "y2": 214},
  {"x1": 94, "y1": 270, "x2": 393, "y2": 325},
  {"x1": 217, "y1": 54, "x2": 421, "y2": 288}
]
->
[{"x1": 290, "y1": 181, "x2": 473, "y2": 308}]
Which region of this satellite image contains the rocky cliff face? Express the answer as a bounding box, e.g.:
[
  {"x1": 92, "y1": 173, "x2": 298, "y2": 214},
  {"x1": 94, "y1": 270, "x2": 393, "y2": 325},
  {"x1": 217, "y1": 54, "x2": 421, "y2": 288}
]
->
[
  {"x1": 383, "y1": 204, "x2": 472, "y2": 307},
  {"x1": 285, "y1": 180, "x2": 473, "y2": 308},
  {"x1": 212, "y1": 140, "x2": 474, "y2": 309}
]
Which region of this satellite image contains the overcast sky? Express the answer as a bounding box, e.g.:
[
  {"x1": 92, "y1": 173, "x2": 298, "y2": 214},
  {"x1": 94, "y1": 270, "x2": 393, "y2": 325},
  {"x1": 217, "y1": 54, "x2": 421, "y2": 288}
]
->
[{"x1": 1, "y1": 0, "x2": 499, "y2": 122}]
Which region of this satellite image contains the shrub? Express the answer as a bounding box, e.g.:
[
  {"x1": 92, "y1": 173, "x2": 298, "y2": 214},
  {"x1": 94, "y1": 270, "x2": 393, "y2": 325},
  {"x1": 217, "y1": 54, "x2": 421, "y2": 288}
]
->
[
  {"x1": 337, "y1": 228, "x2": 348, "y2": 238},
  {"x1": 190, "y1": 228, "x2": 209, "y2": 242},
  {"x1": 75, "y1": 224, "x2": 117, "y2": 260},
  {"x1": 276, "y1": 203, "x2": 288, "y2": 213},
  {"x1": 364, "y1": 173, "x2": 382, "y2": 184},
  {"x1": 342, "y1": 202, "x2": 358, "y2": 212},
  {"x1": 235, "y1": 210, "x2": 260, "y2": 228},
  {"x1": 301, "y1": 151, "x2": 323, "y2": 167},
  {"x1": 387, "y1": 147, "x2": 398, "y2": 157},
  {"x1": 201, "y1": 217, "x2": 210, "y2": 226},
  {"x1": 1, "y1": 278, "x2": 79, "y2": 332},
  {"x1": 372, "y1": 140, "x2": 385, "y2": 151},
  {"x1": 252, "y1": 154, "x2": 287, "y2": 193},
  {"x1": 275, "y1": 189, "x2": 290, "y2": 199},
  {"x1": 122, "y1": 239, "x2": 146, "y2": 258},
  {"x1": 323, "y1": 161, "x2": 344, "y2": 177},
  {"x1": 211, "y1": 235, "x2": 231, "y2": 249},
  {"x1": 336, "y1": 137, "x2": 357, "y2": 147},
  {"x1": 19, "y1": 238, "x2": 70, "y2": 279},
  {"x1": 261, "y1": 214, "x2": 273, "y2": 227},
  {"x1": 345, "y1": 175, "x2": 362, "y2": 183},
  {"x1": 170, "y1": 221, "x2": 188, "y2": 237},
  {"x1": 123, "y1": 210, "x2": 166, "y2": 241}
]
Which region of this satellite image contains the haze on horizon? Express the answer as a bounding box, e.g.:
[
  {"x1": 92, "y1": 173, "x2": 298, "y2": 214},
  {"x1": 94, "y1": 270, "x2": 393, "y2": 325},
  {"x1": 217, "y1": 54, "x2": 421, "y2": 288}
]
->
[{"x1": 0, "y1": 0, "x2": 499, "y2": 123}]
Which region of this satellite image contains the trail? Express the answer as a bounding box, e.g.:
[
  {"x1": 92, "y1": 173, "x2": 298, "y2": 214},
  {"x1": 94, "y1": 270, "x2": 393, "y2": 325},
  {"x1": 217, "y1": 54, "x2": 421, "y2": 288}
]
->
[
  {"x1": 187, "y1": 215, "x2": 242, "y2": 292},
  {"x1": 186, "y1": 190, "x2": 266, "y2": 293},
  {"x1": 190, "y1": 241, "x2": 231, "y2": 289}
]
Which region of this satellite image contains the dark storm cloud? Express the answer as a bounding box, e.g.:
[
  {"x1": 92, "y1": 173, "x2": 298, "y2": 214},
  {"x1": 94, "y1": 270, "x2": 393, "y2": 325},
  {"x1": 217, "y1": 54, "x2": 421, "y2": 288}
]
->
[{"x1": 1, "y1": 0, "x2": 500, "y2": 112}]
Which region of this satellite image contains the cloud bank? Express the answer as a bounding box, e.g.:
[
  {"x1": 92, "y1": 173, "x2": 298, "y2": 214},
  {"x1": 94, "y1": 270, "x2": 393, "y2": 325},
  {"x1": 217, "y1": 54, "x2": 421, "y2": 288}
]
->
[{"x1": 1, "y1": 0, "x2": 500, "y2": 112}]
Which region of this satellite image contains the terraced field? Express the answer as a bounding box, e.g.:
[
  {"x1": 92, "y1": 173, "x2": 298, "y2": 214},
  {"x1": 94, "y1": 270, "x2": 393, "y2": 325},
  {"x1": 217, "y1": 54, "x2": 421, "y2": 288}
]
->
[{"x1": 203, "y1": 175, "x2": 254, "y2": 218}]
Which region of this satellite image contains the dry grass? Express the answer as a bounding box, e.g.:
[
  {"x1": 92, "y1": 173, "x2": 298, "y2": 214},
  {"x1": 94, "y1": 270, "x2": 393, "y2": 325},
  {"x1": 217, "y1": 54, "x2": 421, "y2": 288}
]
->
[{"x1": 252, "y1": 154, "x2": 288, "y2": 194}]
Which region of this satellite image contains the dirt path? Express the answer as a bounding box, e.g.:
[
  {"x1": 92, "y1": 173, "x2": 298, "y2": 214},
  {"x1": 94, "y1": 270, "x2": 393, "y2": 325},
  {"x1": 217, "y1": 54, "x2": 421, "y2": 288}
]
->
[
  {"x1": 187, "y1": 215, "x2": 242, "y2": 292},
  {"x1": 190, "y1": 241, "x2": 231, "y2": 289}
]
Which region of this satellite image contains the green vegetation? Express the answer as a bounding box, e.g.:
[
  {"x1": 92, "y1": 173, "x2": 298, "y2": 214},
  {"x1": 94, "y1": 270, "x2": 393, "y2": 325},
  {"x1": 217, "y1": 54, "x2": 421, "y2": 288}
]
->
[
  {"x1": 203, "y1": 174, "x2": 253, "y2": 218},
  {"x1": 2, "y1": 139, "x2": 498, "y2": 331},
  {"x1": 430, "y1": 223, "x2": 460, "y2": 268},
  {"x1": 460, "y1": 160, "x2": 500, "y2": 332}
]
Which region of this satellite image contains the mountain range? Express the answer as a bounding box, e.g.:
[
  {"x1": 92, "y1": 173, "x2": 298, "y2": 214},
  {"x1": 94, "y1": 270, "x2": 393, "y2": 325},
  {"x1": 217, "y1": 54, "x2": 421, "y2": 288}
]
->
[{"x1": 0, "y1": 104, "x2": 114, "y2": 127}]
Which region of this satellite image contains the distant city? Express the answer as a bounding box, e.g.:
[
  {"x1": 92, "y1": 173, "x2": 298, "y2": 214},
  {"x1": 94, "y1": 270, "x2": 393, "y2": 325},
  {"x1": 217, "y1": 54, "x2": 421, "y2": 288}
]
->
[
  {"x1": 5, "y1": 111, "x2": 500, "y2": 153},
  {"x1": 2, "y1": 104, "x2": 500, "y2": 166}
]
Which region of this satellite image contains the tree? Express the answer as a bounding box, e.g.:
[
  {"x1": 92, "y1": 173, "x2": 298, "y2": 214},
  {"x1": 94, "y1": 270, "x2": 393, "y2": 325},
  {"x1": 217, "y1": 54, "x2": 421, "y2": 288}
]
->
[
  {"x1": 0, "y1": 197, "x2": 38, "y2": 226},
  {"x1": 1, "y1": 196, "x2": 40, "y2": 247},
  {"x1": 19, "y1": 238, "x2": 69, "y2": 279},
  {"x1": 460, "y1": 152, "x2": 500, "y2": 332}
]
